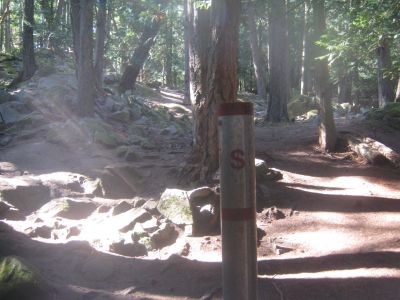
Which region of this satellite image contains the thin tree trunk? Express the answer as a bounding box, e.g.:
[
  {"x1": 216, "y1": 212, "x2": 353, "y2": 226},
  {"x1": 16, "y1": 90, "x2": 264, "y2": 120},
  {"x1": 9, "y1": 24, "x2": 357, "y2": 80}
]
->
[
  {"x1": 267, "y1": 0, "x2": 289, "y2": 122},
  {"x1": 77, "y1": 0, "x2": 95, "y2": 117},
  {"x1": 245, "y1": 2, "x2": 267, "y2": 101},
  {"x1": 165, "y1": 18, "x2": 173, "y2": 87},
  {"x1": 71, "y1": 0, "x2": 80, "y2": 75},
  {"x1": 312, "y1": 0, "x2": 336, "y2": 152},
  {"x1": 183, "y1": 0, "x2": 191, "y2": 104},
  {"x1": 94, "y1": 0, "x2": 107, "y2": 85},
  {"x1": 377, "y1": 37, "x2": 395, "y2": 107},
  {"x1": 396, "y1": 79, "x2": 400, "y2": 102},
  {"x1": 4, "y1": 1, "x2": 11, "y2": 52},
  {"x1": 301, "y1": 0, "x2": 312, "y2": 95},
  {"x1": 118, "y1": 17, "x2": 163, "y2": 93},
  {"x1": 21, "y1": 0, "x2": 36, "y2": 81},
  {"x1": 337, "y1": 59, "x2": 353, "y2": 104}
]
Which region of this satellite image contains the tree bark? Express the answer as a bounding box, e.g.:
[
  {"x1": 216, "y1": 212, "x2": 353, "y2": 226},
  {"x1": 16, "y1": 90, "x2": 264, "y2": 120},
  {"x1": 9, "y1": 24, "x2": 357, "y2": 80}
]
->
[
  {"x1": 21, "y1": 0, "x2": 36, "y2": 81},
  {"x1": 188, "y1": 1, "x2": 211, "y2": 167},
  {"x1": 183, "y1": 0, "x2": 191, "y2": 104},
  {"x1": 94, "y1": 0, "x2": 107, "y2": 85},
  {"x1": 267, "y1": 0, "x2": 289, "y2": 122},
  {"x1": 199, "y1": 0, "x2": 241, "y2": 180},
  {"x1": 377, "y1": 38, "x2": 395, "y2": 107},
  {"x1": 245, "y1": 2, "x2": 267, "y2": 101},
  {"x1": 312, "y1": 0, "x2": 336, "y2": 152},
  {"x1": 337, "y1": 60, "x2": 353, "y2": 104},
  {"x1": 301, "y1": 0, "x2": 313, "y2": 96},
  {"x1": 396, "y1": 79, "x2": 400, "y2": 102},
  {"x1": 77, "y1": 0, "x2": 95, "y2": 117},
  {"x1": 164, "y1": 18, "x2": 173, "y2": 87},
  {"x1": 71, "y1": 0, "x2": 80, "y2": 75},
  {"x1": 118, "y1": 16, "x2": 163, "y2": 93}
]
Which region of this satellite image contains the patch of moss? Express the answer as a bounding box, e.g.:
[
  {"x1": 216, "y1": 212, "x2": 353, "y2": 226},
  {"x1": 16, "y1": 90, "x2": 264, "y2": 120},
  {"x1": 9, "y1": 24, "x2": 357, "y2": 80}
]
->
[
  {"x1": 0, "y1": 256, "x2": 43, "y2": 298},
  {"x1": 366, "y1": 103, "x2": 400, "y2": 129},
  {"x1": 288, "y1": 95, "x2": 317, "y2": 118}
]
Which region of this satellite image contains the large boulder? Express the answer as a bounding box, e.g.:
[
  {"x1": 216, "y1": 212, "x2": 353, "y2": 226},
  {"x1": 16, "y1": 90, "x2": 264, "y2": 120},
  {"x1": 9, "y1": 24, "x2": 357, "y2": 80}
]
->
[
  {"x1": 0, "y1": 177, "x2": 51, "y2": 214},
  {"x1": 157, "y1": 189, "x2": 192, "y2": 225},
  {"x1": 36, "y1": 197, "x2": 97, "y2": 220}
]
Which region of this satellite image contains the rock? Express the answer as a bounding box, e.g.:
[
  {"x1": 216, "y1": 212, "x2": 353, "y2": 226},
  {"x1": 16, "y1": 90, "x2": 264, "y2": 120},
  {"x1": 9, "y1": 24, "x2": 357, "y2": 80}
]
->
[
  {"x1": 109, "y1": 208, "x2": 151, "y2": 232},
  {"x1": 255, "y1": 159, "x2": 283, "y2": 182},
  {"x1": 25, "y1": 225, "x2": 52, "y2": 239},
  {"x1": 80, "y1": 255, "x2": 115, "y2": 281},
  {"x1": 0, "y1": 201, "x2": 24, "y2": 220},
  {"x1": 132, "y1": 197, "x2": 147, "y2": 208},
  {"x1": 141, "y1": 217, "x2": 159, "y2": 233},
  {"x1": 0, "y1": 177, "x2": 51, "y2": 214},
  {"x1": 150, "y1": 223, "x2": 179, "y2": 249},
  {"x1": 0, "y1": 89, "x2": 17, "y2": 104},
  {"x1": 0, "y1": 256, "x2": 50, "y2": 300},
  {"x1": 180, "y1": 242, "x2": 191, "y2": 256},
  {"x1": 112, "y1": 201, "x2": 133, "y2": 216},
  {"x1": 264, "y1": 206, "x2": 285, "y2": 221},
  {"x1": 116, "y1": 146, "x2": 141, "y2": 162},
  {"x1": 160, "y1": 125, "x2": 178, "y2": 136},
  {"x1": 157, "y1": 189, "x2": 192, "y2": 225},
  {"x1": 0, "y1": 101, "x2": 33, "y2": 125},
  {"x1": 109, "y1": 240, "x2": 147, "y2": 257},
  {"x1": 142, "y1": 199, "x2": 158, "y2": 213},
  {"x1": 99, "y1": 164, "x2": 144, "y2": 198},
  {"x1": 84, "y1": 118, "x2": 127, "y2": 148},
  {"x1": 110, "y1": 108, "x2": 130, "y2": 123},
  {"x1": 0, "y1": 135, "x2": 12, "y2": 146},
  {"x1": 131, "y1": 223, "x2": 149, "y2": 242},
  {"x1": 37, "y1": 198, "x2": 97, "y2": 220},
  {"x1": 66, "y1": 226, "x2": 81, "y2": 239},
  {"x1": 38, "y1": 172, "x2": 86, "y2": 196},
  {"x1": 189, "y1": 187, "x2": 220, "y2": 236},
  {"x1": 188, "y1": 187, "x2": 215, "y2": 200},
  {"x1": 257, "y1": 227, "x2": 266, "y2": 247}
]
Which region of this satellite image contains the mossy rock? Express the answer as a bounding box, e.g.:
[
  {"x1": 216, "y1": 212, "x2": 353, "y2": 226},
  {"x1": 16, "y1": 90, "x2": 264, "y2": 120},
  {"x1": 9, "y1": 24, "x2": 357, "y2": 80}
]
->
[
  {"x1": 0, "y1": 256, "x2": 49, "y2": 300},
  {"x1": 288, "y1": 95, "x2": 317, "y2": 118},
  {"x1": 304, "y1": 109, "x2": 318, "y2": 120},
  {"x1": 157, "y1": 189, "x2": 193, "y2": 225},
  {"x1": 366, "y1": 103, "x2": 400, "y2": 129},
  {"x1": 84, "y1": 118, "x2": 127, "y2": 147}
]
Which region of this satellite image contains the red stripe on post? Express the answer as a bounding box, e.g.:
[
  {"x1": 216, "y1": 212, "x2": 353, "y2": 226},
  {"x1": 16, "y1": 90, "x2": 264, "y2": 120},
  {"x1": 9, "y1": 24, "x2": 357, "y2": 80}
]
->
[
  {"x1": 221, "y1": 208, "x2": 255, "y2": 222},
  {"x1": 218, "y1": 102, "x2": 253, "y2": 116}
]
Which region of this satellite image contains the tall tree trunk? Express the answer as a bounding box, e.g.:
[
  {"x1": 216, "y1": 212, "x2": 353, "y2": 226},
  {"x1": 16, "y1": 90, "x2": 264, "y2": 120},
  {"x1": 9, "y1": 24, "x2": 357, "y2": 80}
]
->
[
  {"x1": 21, "y1": 0, "x2": 36, "y2": 81},
  {"x1": 4, "y1": 1, "x2": 11, "y2": 52},
  {"x1": 164, "y1": 18, "x2": 173, "y2": 87},
  {"x1": 396, "y1": 79, "x2": 400, "y2": 102},
  {"x1": 183, "y1": 0, "x2": 191, "y2": 104},
  {"x1": 77, "y1": 0, "x2": 95, "y2": 117},
  {"x1": 188, "y1": 2, "x2": 211, "y2": 166},
  {"x1": 377, "y1": 37, "x2": 395, "y2": 107},
  {"x1": 301, "y1": 0, "x2": 312, "y2": 95},
  {"x1": 71, "y1": 0, "x2": 80, "y2": 75},
  {"x1": 199, "y1": 0, "x2": 241, "y2": 180},
  {"x1": 312, "y1": 0, "x2": 336, "y2": 152},
  {"x1": 118, "y1": 17, "x2": 163, "y2": 93},
  {"x1": 245, "y1": 2, "x2": 267, "y2": 101},
  {"x1": 267, "y1": 0, "x2": 289, "y2": 122},
  {"x1": 94, "y1": 0, "x2": 107, "y2": 85}
]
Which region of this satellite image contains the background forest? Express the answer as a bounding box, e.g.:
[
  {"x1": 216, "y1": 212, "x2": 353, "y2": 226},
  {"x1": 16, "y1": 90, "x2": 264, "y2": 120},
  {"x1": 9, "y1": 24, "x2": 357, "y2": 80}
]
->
[{"x1": 1, "y1": 0, "x2": 399, "y2": 106}]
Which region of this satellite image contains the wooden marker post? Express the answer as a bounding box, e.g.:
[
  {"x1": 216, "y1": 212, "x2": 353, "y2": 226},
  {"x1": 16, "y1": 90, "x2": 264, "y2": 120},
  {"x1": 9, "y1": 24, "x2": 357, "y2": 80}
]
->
[{"x1": 218, "y1": 102, "x2": 257, "y2": 300}]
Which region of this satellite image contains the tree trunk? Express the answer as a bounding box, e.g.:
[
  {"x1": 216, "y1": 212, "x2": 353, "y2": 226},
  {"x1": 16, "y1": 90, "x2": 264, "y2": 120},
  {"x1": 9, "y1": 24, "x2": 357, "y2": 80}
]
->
[
  {"x1": 312, "y1": 0, "x2": 336, "y2": 152},
  {"x1": 94, "y1": 0, "x2": 107, "y2": 85},
  {"x1": 245, "y1": 2, "x2": 267, "y2": 101},
  {"x1": 377, "y1": 38, "x2": 395, "y2": 107},
  {"x1": 396, "y1": 79, "x2": 400, "y2": 102},
  {"x1": 4, "y1": 1, "x2": 11, "y2": 52},
  {"x1": 183, "y1": 0, "x2": 191, "y2": 104},
  {"x1": 118, "y1": 17, "x2": 163, "y2": 93},
  {"x1": 164, "y1": 18, "x2": 174, "y2": 87},
  {"x1": 77, "y1": 0, "x2": 95, "y2": 117},
  {"x1": 71, "y1": 0, "x2": 80, "y2": 75},
  {"x1": 337, "y1": 60, "x2": 353, "y2": 104},
  {"x1": 200, "y1": 0, "x2": 241, "y2": 180},
  {"x1": 267, "y1": 0, "x2": 289, "y2": 122},
  {"x1": 21, "y1": 0, "x2": 36, "y2": 81},
  {"x1": 301, "y1": 0, "x2": 313, "y2": 96}
]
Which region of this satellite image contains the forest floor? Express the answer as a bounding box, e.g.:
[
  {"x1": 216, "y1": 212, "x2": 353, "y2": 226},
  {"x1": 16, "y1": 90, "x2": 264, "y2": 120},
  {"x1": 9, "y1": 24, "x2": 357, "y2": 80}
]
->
[{"x1": 1, "y1": 69, "x2": 400, "y2": 299}]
